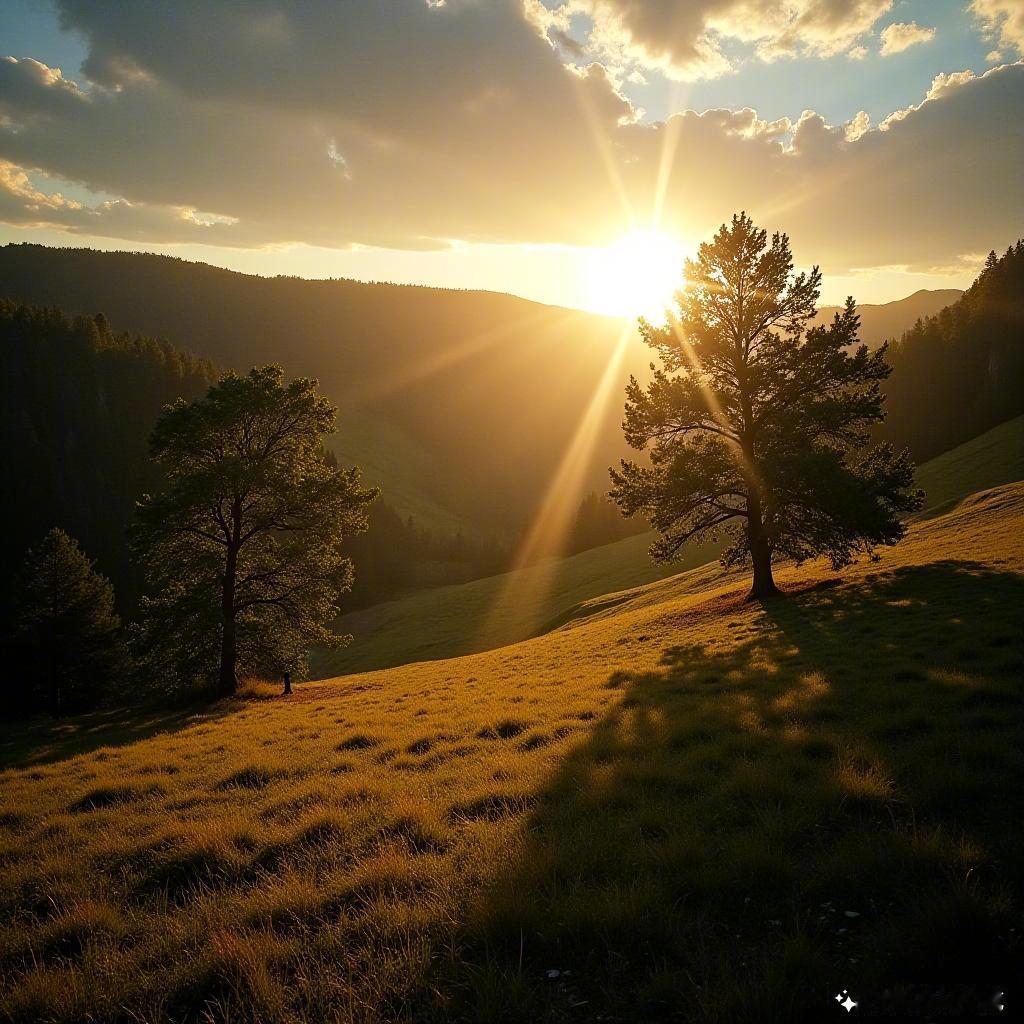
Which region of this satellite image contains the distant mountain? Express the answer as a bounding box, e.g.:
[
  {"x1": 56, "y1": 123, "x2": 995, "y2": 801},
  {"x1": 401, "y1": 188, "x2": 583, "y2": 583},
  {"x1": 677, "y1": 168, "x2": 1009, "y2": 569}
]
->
[
  {"x1": 815, "y1": 289, "x2": 962, "y2": 348},
  {"x1": 881, "y1": 244, "x2": 1024, "y2": 462},
  {"x1": 0, "y1": 244, "x2": 640, "y2": 542},
  {"x1": 0, "y1": 245, "x2": 967, "y2": 548}
]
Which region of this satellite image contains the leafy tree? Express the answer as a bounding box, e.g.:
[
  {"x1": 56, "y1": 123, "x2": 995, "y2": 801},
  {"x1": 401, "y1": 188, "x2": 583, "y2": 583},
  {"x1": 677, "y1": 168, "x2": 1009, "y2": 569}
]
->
[
  {"x1": 12, "y1": 528, "x2": 125, "y2": 715},
  {"x1": 132, "y1": 365, "x2": 378, "y2": 695},
  {"x1": 610, "y1": 213, "x2": 922, "y2": 598}
]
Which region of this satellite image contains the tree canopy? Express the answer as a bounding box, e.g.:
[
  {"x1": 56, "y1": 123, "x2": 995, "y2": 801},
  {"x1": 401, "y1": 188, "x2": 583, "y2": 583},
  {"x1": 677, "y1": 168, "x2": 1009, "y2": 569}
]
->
[
  {"x1": 132, "y1": 365, "x2": 377, "y2": 695},
  {"x1": 610, "y1": 212, "x2": 923, "y2": 598}
]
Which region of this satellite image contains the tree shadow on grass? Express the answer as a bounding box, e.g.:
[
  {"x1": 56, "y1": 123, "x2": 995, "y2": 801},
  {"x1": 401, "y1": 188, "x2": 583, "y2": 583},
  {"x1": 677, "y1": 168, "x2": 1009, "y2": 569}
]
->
[
  {"x1": 462, "y1": 561, "x2": 1024, "y2": 1022},
  {"x1": 0, "y1": 696, "x2": 237, "y2": 771}
]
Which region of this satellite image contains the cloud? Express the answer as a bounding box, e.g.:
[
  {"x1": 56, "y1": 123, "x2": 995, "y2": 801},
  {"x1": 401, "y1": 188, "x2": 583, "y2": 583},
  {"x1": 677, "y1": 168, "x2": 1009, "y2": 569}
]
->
[
  {"x1": 879, "y1": 21, "x2": 936, "y2": 56},
  {"x1": 0, "y1": 56, "x2": 86, "y2": 118},
  {"x1": 545, "y1": 0, "x2": 893, "y2": 81},
  {"x1": 0, "y1": 3, "x2": 1021, "y2": 279},
  {"x1": 970, "y1": 0, "x2": 1024, "y2": 55}
]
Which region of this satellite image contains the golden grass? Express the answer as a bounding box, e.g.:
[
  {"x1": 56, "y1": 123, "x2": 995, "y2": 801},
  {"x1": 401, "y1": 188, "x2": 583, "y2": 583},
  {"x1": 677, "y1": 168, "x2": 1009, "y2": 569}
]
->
[{"x1": 0, "y1": 483, "x2": 1022, "y2": 1021}]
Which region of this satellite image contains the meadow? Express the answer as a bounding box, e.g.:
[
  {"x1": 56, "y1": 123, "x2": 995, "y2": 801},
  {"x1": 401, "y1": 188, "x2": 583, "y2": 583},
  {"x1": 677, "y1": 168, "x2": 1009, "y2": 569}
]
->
[{"x1": 1, "y1": 475, "x2": 1021, "y2": 1022}]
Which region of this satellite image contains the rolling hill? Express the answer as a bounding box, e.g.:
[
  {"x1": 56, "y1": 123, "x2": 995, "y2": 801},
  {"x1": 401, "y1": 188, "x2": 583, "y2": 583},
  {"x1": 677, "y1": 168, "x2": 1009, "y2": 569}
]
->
[
  {"x1": 314, "y1": 416, "x2": 1024, "y2": 675},
  {"x1": 1, "y1": 477, "x2": 1021, "y2": 1022},
  {"x1": 0, "y1": 244, "x2": 639, "y2": 540},
  {"x1": 0, "y1": 245, "x2": 960, "y2": 544}
]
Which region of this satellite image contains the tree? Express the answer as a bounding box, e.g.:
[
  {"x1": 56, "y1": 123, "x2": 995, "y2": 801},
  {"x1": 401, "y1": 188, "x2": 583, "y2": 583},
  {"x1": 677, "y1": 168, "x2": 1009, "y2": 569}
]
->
[
  {"x1": 132, "y1": 365, "x2": 378, "y2": 696},
  {"x1": 610, "y1": 213, "x2": 923, "y2": 599},
  {"x1": 12, "y1": 528, "x2": 125, "y2": 715},
  {"x1": 883, "y1": 239, "x2": 1024, "y2": 461}
]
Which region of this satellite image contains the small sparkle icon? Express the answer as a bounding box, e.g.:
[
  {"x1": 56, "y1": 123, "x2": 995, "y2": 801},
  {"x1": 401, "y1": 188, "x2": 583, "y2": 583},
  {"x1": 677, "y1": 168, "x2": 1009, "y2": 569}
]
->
[{"x1": 835, "y1": 990, "x2": 858, "y2": 1013}]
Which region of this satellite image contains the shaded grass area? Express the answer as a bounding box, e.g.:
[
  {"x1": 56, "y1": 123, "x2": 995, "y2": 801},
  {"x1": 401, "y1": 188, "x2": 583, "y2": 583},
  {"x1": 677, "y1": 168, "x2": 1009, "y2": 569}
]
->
[
  {"x1": 0, "y1": 485, "x2": 1021, "y2": 1022},
  {"x1": 467, "y1": 561, "x2": 1024, "y2": 1021},
  {"x1": 0, "y1": 698, "x2": 227, "y2": 771}
]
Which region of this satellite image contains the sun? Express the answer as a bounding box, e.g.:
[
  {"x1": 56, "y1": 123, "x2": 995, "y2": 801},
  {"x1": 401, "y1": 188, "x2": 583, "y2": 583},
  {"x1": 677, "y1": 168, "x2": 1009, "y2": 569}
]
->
[{"x1": 586, "y1": 230, "x2": 686, "y2": 320}]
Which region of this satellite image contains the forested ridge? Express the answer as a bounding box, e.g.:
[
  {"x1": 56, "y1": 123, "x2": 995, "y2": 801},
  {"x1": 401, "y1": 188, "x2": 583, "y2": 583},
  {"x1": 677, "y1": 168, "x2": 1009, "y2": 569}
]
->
[
  {"x1": 0, "y1": 244, "x2": 634, "y2": 538},
  {"x1": 0, "y1": 299, "x2": 524, "y2": 617},
  {"x1": 883, "y1": 242, "x2": 1024, "y2": 461},
  {"x1": 0, "y1": 301, "x2": 216, "y2": 614}
]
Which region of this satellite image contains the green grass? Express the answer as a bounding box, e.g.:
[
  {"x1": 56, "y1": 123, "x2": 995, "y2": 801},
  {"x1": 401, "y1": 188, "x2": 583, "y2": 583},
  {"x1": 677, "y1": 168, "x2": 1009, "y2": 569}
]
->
[
  {"x1": 314, "y1": 533, "x2": 719, "y2": 676},
  {"x1": 1, "y1": 482, "x2": 1022, "y2": 1022},
  {"x1": 913, "y1": 415, "x2": 1024, "y2": 518},
  {"x1": 317, "y1": 418, "x2": 1024, "y2": 676},
  {"x1": 330, "y1": 411, "x2": 476, "y2": 537}
]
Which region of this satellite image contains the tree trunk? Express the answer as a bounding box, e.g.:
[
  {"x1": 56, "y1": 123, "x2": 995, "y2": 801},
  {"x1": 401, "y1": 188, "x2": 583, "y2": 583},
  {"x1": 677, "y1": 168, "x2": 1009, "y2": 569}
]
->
[
  {"x1": 749, "y1": 536, "x2": 778, "y2": 599},
  {"x1": 745, "y1": 479, "x2": 779, "y2": 600},
  {"x1": 219, "y1": 545, "x2": 238, "y2": 696}
]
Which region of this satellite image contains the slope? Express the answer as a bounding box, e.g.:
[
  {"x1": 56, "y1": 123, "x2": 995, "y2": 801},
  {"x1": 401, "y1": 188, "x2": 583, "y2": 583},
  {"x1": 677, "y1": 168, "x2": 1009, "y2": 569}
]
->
[
  {"x1": 314, "y1": 418, "x2": 1024, "y2": 675},
  {"x1": 1, "y1": 481, "x2": 1021, "y2": 1022},
  {"x1": 913, "y1": 415, "x2": 1024, "y2": 518}
]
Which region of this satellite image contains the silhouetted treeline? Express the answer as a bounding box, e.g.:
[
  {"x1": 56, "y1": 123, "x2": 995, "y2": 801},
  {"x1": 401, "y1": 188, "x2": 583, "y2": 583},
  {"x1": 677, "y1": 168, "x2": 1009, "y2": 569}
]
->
[
  {"x1": 883, "y1": 243, "x2": 1024, "y2": 461},
  {"x1": 8, "y1": 527, "x2": 128, "y2": 717},
  {"x1": 0, "y1": 300, "x2": 217, "y2": 615},
  {"x1": 0, "y1": 244, "x2": 634, "y2": 539},
  {"x1": 566, "y1": 491, "x2": 649, "y2": 555},
  {"x1": 343, "y1": 501, "x2": 513, "y2": 608}
]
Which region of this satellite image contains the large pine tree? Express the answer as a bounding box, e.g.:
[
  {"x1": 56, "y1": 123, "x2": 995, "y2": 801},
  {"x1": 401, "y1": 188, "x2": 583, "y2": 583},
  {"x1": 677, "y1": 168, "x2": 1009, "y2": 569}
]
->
[
  {"x1": 132, "y1": 366, "x2": 377, "y2": 695},
  {"x1": 610, "y1": 213, "x2": 922, "y2": 598}
]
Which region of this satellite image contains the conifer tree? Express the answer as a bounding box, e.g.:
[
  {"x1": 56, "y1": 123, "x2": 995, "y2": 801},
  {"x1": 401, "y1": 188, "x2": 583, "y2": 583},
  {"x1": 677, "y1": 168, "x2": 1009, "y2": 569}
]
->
[
  {"x1": 610, "y1": 213, "x2": 922, "y2": 598},
  {"x1": 132, "y1": 366, "x2": 377, "y2": 695},
  {"x1": 13, "y1": 528, "x2": 124, "y2": 715}
]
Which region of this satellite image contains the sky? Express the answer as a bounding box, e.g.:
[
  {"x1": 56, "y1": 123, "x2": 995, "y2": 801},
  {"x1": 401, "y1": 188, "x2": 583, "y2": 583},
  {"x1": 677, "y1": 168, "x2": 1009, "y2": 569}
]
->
[{"x1": 0, "y1": 0, "x2": 1022, "y2": 316}]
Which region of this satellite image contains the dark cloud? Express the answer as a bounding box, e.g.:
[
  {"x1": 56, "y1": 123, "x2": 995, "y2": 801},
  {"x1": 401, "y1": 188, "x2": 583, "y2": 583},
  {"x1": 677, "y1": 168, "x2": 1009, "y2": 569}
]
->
[{"x1": 0, "y1": 2, "x2": 1020, "y2": 274}]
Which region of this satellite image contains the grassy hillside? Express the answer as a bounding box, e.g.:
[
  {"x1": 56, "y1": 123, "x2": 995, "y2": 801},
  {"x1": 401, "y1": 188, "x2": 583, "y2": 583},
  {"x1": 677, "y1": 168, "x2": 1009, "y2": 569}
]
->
[
  {"x1": 914, "y1": 415, "x2": 1024, "y2": 518},
  {"x1": 318, "y1": 418, "x2": 1024, "y2": 675},
  {"x1": 316, "y1": 533, "x2": 719, "y2": 675},
  {"x1": 1, "y1": 482, "x2": 1021, "y2": 1022}
]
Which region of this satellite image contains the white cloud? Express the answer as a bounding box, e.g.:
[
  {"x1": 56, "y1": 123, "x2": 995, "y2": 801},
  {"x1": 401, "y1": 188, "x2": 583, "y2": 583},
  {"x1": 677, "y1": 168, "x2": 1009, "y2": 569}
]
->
[
  {"x1": 879, "y1": 21, "x2": 936, "y2": 56},
  {"x1": 845, "y1": 110, "x2": 871, "y2": 141},
  {"x1": 545, "y1": 0, "x2": 893, "y2": 81},
  {"x1": 971, "y1": 0, "x2": 1024, "y2": 55},
  {"x1": 0, "y1": 4, "x2": 1020, "y2": 278}
]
